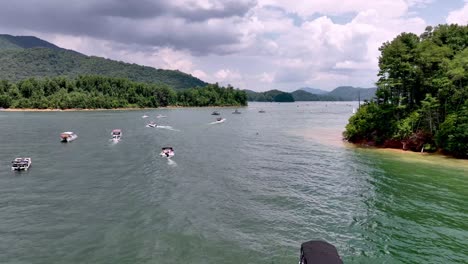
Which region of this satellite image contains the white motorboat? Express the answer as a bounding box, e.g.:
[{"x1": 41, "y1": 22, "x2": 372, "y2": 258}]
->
[
  {"x1": 156, "y1": 114, "x2": 167, "y2": 118},
  {"x1": 60, "y1": 132, "x2": 78, "y2": 142},
  {"x1": 11, "y1": 157, "x2": 32, "y2": 171},
  {"x1": 112, "y1": 129, "x2": 122, "y2": 142},
  {"x1": 146, "y1": 122, "x2": 157, "y2": 128},
  {"x1": 142, "y1": 115, "x2": 149, "y2": 118},
  {"x1": 211, "y1": 117, "x2": 226, "y2": 124},
  {"x1": 160, "y1": 147, "x2": 175, "y2": 158}
]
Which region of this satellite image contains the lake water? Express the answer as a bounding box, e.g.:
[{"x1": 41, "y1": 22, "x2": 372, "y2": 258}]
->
[{"x1": 0, "y1": 102, "x2": 467, "y2": 264}]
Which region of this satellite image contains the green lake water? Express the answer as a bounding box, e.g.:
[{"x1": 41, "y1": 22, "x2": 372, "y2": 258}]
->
[{"x1": 0, "y1": 102, "x2": 466, "y2": 263}]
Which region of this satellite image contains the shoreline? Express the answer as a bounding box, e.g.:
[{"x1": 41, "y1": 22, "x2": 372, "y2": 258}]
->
[
  {"x1": 0, "y1": 106, "x2": 247, "y2": 112},
  {"x1": 348, "y1": 144, "x2": 468, "y2": 167}
]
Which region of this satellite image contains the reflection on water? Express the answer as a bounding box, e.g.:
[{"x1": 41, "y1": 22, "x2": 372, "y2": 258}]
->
[{"x1": 289, "y1": 127, "x2": 346, "y2": 148}]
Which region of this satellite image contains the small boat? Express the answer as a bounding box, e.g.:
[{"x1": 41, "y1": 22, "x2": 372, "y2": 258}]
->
[
  {"x1": 212, "y1": 111, "x2": 221, "y2": 116},
  {"x1": 352, "y1": 108, "x2": 356, "y2": 114},
  {"x1": 160, "y1": 147, "x2": 175, "y2": 158},
  {"x1": 300, "y1": 240, "x2": 342, "y2": 264},
  {"x1": 146, "y1": 122, "x2": 157, "y2": 128},
  {"x1": 111, "y1": 129, "x2": 122, "y2": 142},
  {"x1": 11, "y1": 158, "x2": 32, "y2": 171},
  {"x1": 213, "y1": 117, "x2": 226, "y2": 123},
  {"x1": 60, "y1": 132, "x2": 78, "y2": 142},
  {"x1": 142, "y1": 115, "x2": 149, "y2": 118},
  {"x1": 232, "y1": 109, "x2": 241, "y2": 114},
  {"x1": 156, "y1": 114, "x2": 167, "y2": 118},
  {"x1": 259, "y1": 109, "x2": 266, "y2": 113}
]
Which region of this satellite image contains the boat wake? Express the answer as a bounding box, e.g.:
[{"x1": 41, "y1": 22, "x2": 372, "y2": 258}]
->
[
  {"x1": 209, "y1": 119, "x2": 226, "y2": 125},
  {"x1": 167, "y1": 159, "x2": 177, "y2": 167},
  {"x1": 157, "y1": 125, "x2": 179, "y2": 131},
  {"x1": 109, "y1": 139, "x2": 120, "y2": 144}
]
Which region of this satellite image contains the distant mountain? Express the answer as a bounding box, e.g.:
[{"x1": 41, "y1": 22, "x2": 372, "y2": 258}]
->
[
  {"x1": 0, "y1": 34, "x2": 207, "y2": 90},
  {"x1": 291, "y1": 90, "x2": 322, "y2": 101},
  {"x1": 0, "y1": 34, "x2": 61, "y2": 50},
  {"x1": 300, "y1": 87, "x2": 328, "y2": 95},
  {"x1": 245, "y1": 89, "x2": 288, "y2": 102},
  {"x1": 327, "y1": 86, "x2": 377, "y2": 101},
  {"x1": 247, "y1": 86, "x2": 377, "y2": 102}
]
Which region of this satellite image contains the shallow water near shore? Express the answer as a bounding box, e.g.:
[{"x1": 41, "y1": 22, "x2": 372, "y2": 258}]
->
[{"x1": 0, "y1": 102, "x2": 466, "y2": 263}]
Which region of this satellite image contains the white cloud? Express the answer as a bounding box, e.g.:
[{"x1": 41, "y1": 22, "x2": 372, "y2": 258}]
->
[
  {"x1": 3, "y1": 0, "x2": 443, "y2": 91},
  {"x1": 258, "y1": 0, "x2": 409, "y2": 18},
  {"x1": 260, "y1": 72, "x2": 275, "y2": 83},
  {"x1": 214, "y1": 69, "x2": 242, "y2": 81},
  {"x1": 446, "y1": 0, "x2": 468, "y2": 25}
]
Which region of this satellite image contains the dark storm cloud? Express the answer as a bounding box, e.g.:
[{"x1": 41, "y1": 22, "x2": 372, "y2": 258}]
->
[{"x1": 0, "y1": 0, "x2": 256, "y2": 54}]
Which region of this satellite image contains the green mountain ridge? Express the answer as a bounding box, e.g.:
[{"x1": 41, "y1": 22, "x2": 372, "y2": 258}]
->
[
  {"x1": 247, "y1": 86, "x2": 377, "y2": 102},
  {"x1": 0, "y1": 34, "x2": 207, "y2": 90},
  {"x1": 0, "y1": 34, "x2": 61, "y2": 50}
]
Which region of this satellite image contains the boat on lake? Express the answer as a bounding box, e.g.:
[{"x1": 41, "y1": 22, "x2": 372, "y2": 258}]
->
[
  {"x1": 160, "y1": 147, "x2": 175, "y2": 158},
  {"x1": 146, "y1": 122, "x2": 157, "y2": 128},
  {"x1": 142, "y1": 115, "x2": 149, "y2": 118},
  {"x1": 111, "y1": 129, "x2": 122, "y2": 142},
  {"x1": 232, "y1": 109, "x2": 241, "y2": 114},
  {"x1": 212, "y1": 117, "x2": 226, "y2": 124},
  {"x1": 11, "y1": 158, "x2": 32, "y2": 171},
  {"x1": 60, "y1": 132, "x2": 78, "y2": 142},
  {"x1": 259, "y1": 109, "x2": 266, "y2": 113},
  {"x1": 156, "y1": 114, "x2": 167, "y2": 118},
  {"x1": 300, "y1": 241, "x2": 342, "y2": 264},
  {"x1": 212, "y1": 111, "x2": 221, "y2": 116}
]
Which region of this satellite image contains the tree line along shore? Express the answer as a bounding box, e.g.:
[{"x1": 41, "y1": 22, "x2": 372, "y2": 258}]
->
[
  {"x1": 344, "y1": 24, "x2": 467, "y2": 158},
  {"x1": 0, "y1": 75, "x2": 248, "y2": 109}
]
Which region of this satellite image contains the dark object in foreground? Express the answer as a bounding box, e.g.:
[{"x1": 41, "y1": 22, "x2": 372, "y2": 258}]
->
[{"x1": 300, "y1": 241, "x2": 342, "y2": 264}]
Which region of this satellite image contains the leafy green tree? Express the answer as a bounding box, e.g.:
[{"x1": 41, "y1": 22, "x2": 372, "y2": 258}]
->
[{"x1": 345, "y1": 24, "x2": 468, "y2": 157}]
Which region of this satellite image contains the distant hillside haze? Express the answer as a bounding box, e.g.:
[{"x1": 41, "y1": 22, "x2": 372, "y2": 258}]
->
[
  {"x1": 0, "y1": 34, "x2": 207, "y2": 90},
  {"x1": 299, "y1": 87, "x2": 328, "y2": 95},
  {"x1": 247, "y1": 86, "x2": 377, "y2": 102}
]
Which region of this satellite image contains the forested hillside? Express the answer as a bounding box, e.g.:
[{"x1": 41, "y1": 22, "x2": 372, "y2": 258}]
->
[
  {"x1": 0, "y1": 35, "x2": 207, "y2": 90},
  {"x1": 0, "y1": 76, "x2": 247, "y2": 109},
  {"x1": 344, "y1": 24, "x2": 468, "y2": 158}
]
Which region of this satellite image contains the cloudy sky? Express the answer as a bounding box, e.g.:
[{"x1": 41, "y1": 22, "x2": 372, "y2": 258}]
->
[{"x1": 0, "y1": 0, "x2": 467, "y2": 91}]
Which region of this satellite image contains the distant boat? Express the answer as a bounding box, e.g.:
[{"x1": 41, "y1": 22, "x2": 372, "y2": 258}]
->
[
  {"x1": 60, "y1": 132, "x2": 78, "y2": 142},
  {"x1": 146, "y1": 122, "x2": 157, "y2": 128},
  {"x1": 259, "y1": 109, "x2": 266, "y2": 113},
  {"x1": 111, "y1": 129, "x2": 122, "y2": 142},
  {"x1": 212, "y1": 111, "x2": 221, "y2": 116},
  {"x1": 352, "y1": 108, "x2": 356, "y2": 114},
  {"x1": 214, "y1": 117, "x2": 226, "y2": 124},
  {"x1": 142, "y1": 115, "x2": 149, "y2": 118},
  {"x1": 11, "y1": 157, "x2": 32, "y2": 171},
  {"x1": 232, "y1": 109, "x2": 241, "y2": 114},
  {"x1": 156, "y1": 114, "x2": 167, "y2": 118},
  {"x1": 160, "y1": 147, "x2": 175, "y2": 158}
]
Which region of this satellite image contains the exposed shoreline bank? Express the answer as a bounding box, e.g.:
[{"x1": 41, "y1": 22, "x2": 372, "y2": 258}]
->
[{"x1": 348, "y1": 143, "x2": 468, "y2": 164}]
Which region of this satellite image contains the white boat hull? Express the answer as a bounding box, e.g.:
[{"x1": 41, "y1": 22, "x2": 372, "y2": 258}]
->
[
  {"x1": 211, "y1": 118, "x2": 226, "y2": 124},
  {"x1": 61, "y1": 135, "x2": 78, "y2": 142},
  {"x1": 11, "y1": 158, "x2": 32, "y2": 171},
  {"x1": 160, "y1": 152, "x2": 175, "y2": 158}
]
